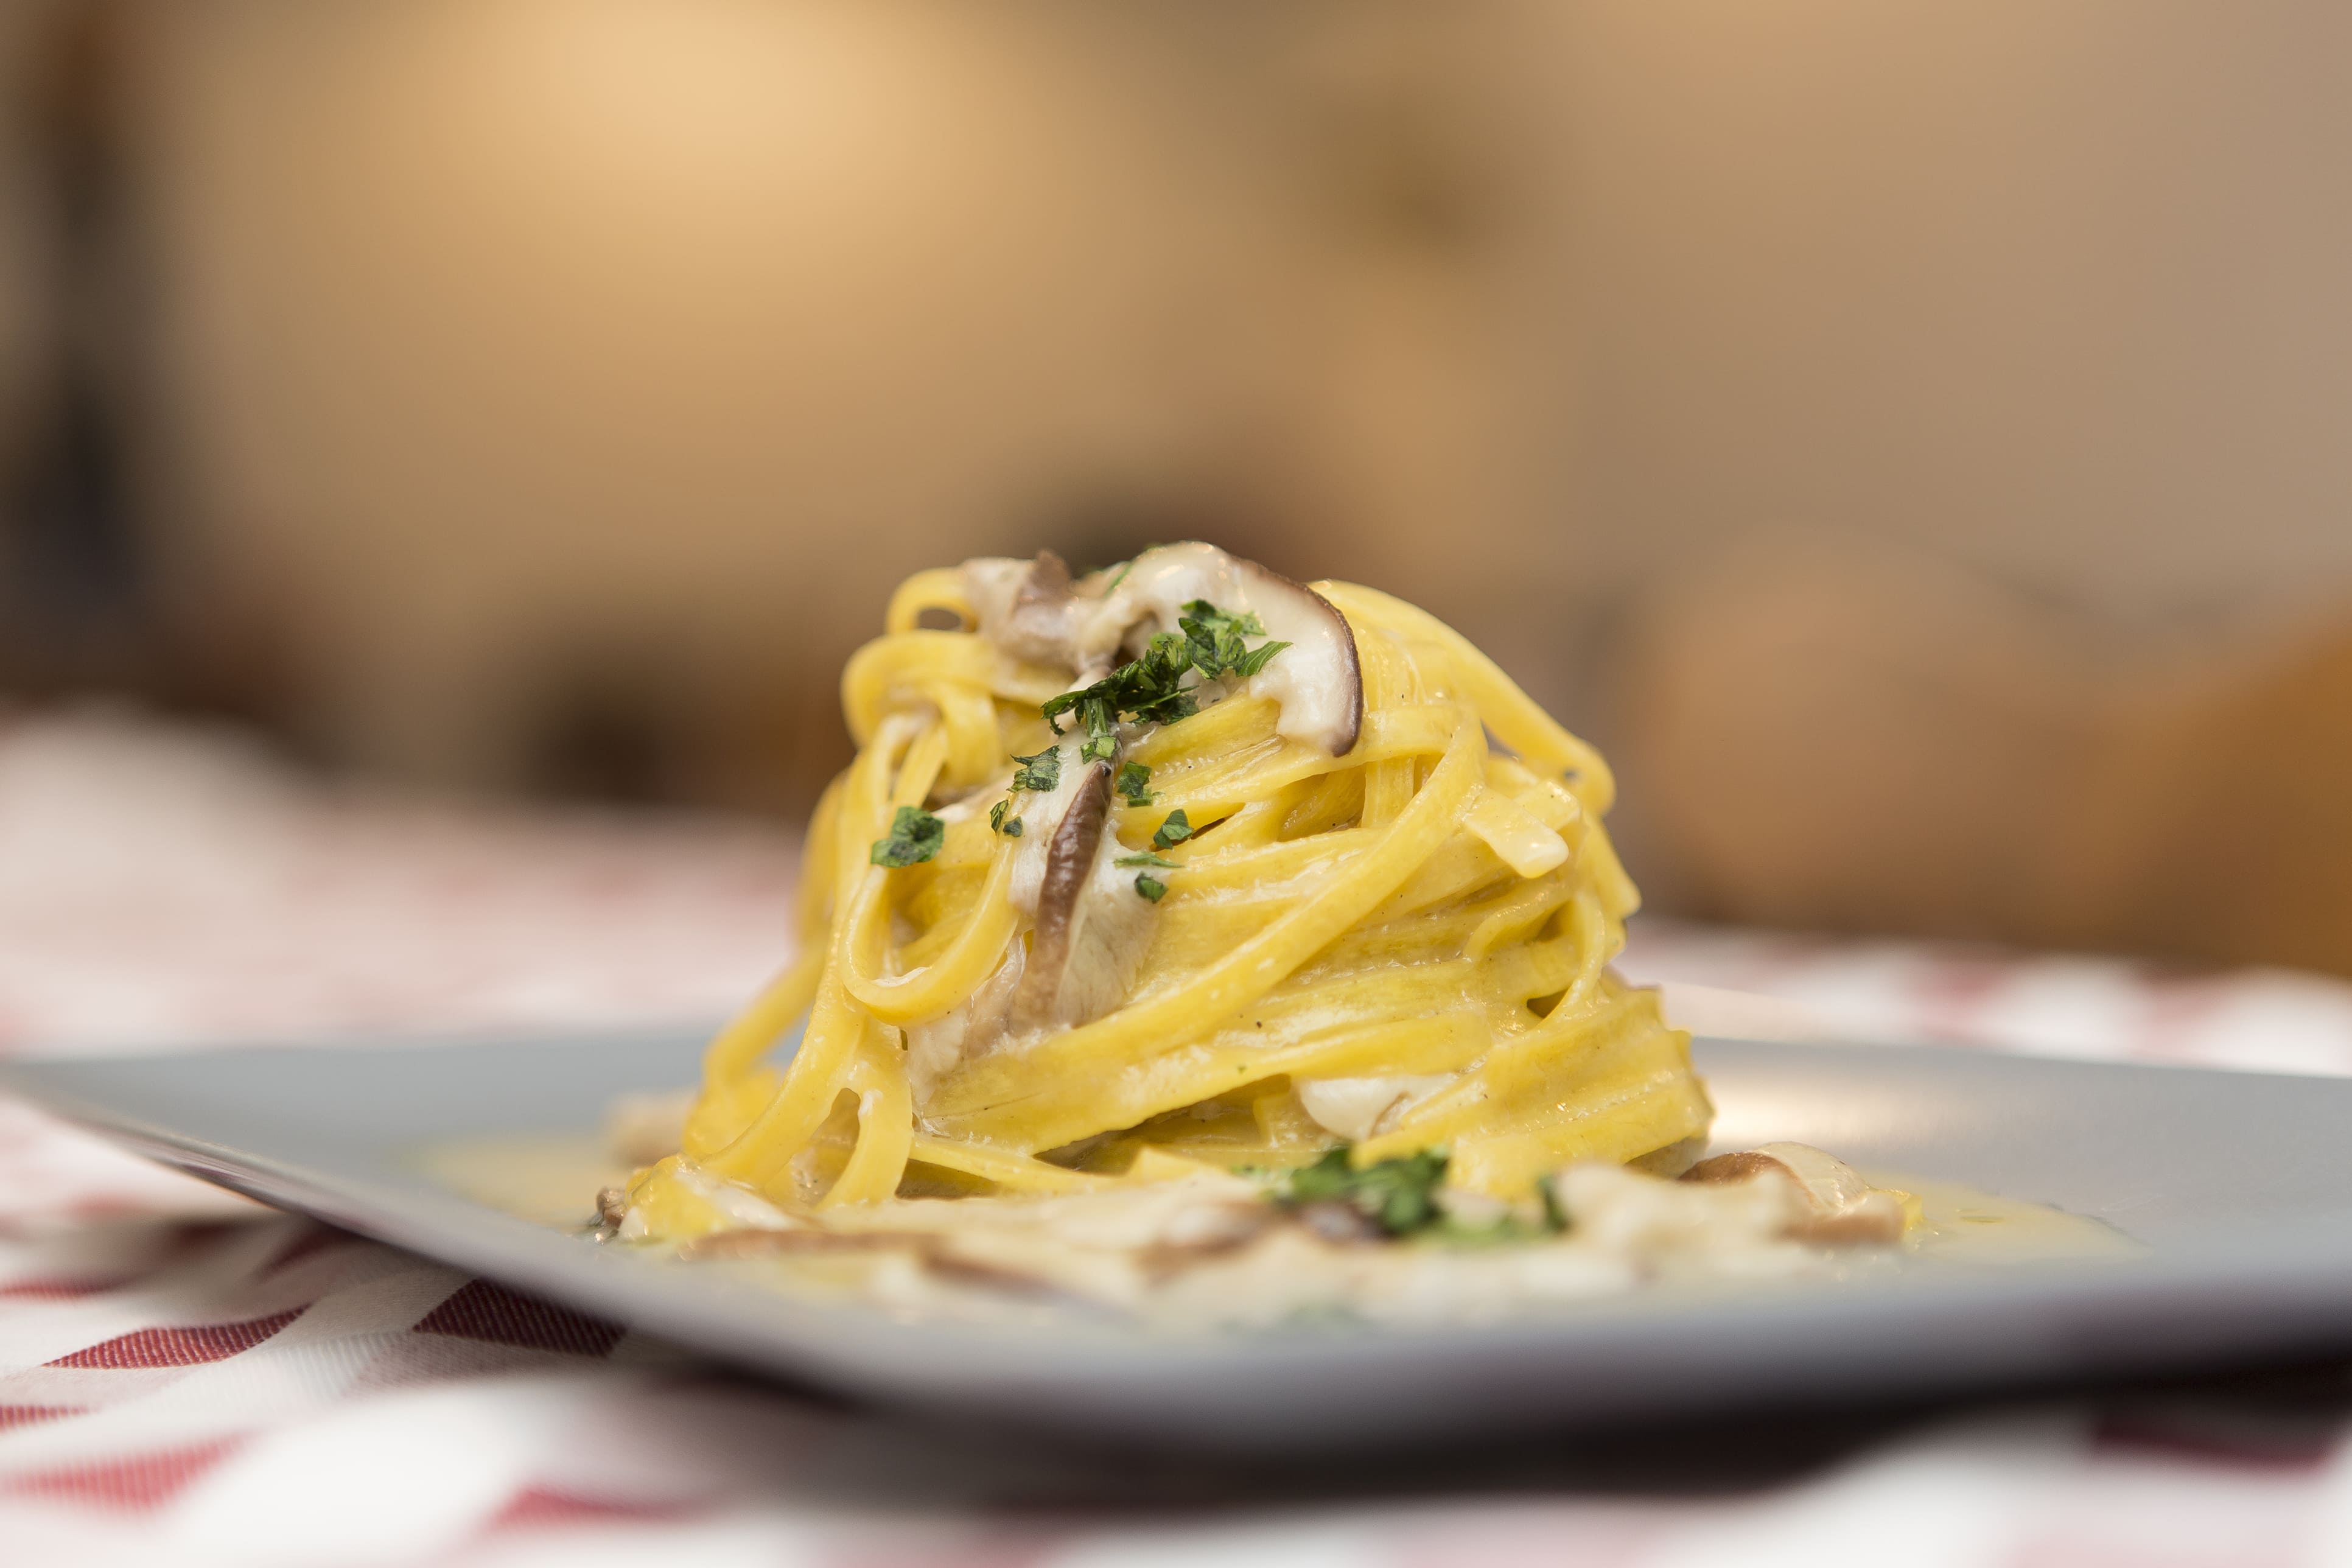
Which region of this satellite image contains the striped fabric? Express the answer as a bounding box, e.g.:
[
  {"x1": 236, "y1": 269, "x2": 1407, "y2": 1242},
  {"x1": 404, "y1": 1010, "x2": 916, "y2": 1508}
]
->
[{"x1": 9, "y1": 713, "x2": 2352, "y2": 1566}]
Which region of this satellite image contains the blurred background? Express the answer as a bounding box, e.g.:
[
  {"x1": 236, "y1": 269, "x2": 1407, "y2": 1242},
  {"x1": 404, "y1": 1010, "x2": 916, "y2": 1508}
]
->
[{"x1": 7, "y1": 0, "x2": 2352, "y2": 979}]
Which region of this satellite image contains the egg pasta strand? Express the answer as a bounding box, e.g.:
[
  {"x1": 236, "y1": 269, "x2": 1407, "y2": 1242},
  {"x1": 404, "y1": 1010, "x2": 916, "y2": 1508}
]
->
[{"x1": 625, "y1": 547, "x2": 1709, "y2": 1240}]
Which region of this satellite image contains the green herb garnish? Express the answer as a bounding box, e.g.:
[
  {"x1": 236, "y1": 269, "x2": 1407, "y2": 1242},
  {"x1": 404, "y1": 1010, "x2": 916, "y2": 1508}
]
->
[
  {"x1": 1151, "y1": 808, "x2": 1192, "y2": 851},
  {"x1": 988, "y1": 800, "x2": 1023, "y2": 837},
  {"x1": 1010, "y1": 747, "x2": 1061, "y2": 793},
  {"x1": 1037, "y1": 598, "x2": 1287, "y2": 766},
  {"x1": 1178, "y1": 599, "x2": 1290, "y2": 682},
  {"x1": 1115, "y1": 851, "x2": 1178, "y2": 869},
  {"x1": 870, "y1": 805, "x2": 944, "y2": 868},
  {"x1": 1041, "y1": 632, "x2": 1198, "y2": 763},
  {"x1": 1277, "y1": 1146, "x2": 1449, "y2": 1237},
  {"x1": 1115, "y1": 761, "x2": 1154, "y2": 806},
  {"x1": 1133, "y1": 874, "x2": 1168, "y2": 903}
]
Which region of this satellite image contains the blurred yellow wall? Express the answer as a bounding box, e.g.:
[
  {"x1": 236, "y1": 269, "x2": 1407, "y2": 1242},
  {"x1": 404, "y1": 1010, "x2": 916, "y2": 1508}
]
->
[
  {"x1": 16, "y1": 0, "x2": 2352, "y2": 967},
  {"x1": 117, "y1": 2, "x2": 2352, "y2": 782},
  {"x1": 1525, "y1": 1, "x2": 2352, "y2": 616},
  {"x1": 130, "y1": 1, "x2": 1503, "y2": 800}
]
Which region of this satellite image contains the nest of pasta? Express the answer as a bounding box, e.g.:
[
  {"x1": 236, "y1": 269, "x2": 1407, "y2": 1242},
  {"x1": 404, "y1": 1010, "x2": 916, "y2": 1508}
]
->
[{"x1": 623, "y1": 544, "x2": 1711, "y2": 1241}]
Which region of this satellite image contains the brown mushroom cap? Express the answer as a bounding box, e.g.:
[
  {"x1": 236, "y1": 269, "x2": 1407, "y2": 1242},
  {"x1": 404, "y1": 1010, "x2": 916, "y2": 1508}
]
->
[
  {"x1": 959, "y1": 551, "x2": 1135, "y2": 674},
  {"x1": 1104, "y1": 543, "x2": 1364, "y2": 756},
  {"x1": 1681, "y1": 1143, "x2": 1906, "y2": 1247},
  {"x1": 1010, "y1": 763, "x2": 1158, "y2": 1031},
  {"x1": 1017, "y1": 760, "x2": 1113, "y2": 1023},
  {"x1": 961, "y1": 543, "x2": 1365, "y2": 756},
  {"x1": 1681, "y1": 1150, "x2": 1794, "y2": 1188}
]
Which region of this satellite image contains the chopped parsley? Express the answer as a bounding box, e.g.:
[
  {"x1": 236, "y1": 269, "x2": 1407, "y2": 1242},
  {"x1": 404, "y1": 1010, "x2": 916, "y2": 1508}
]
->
[
  {"x1": 1009, "y1": 747, "x2": 1061, "y2": 793},
  {"x1": 1539, "y1": 1176, "x2": 1569, "y2": 1234},
  {"x1": 1178, "y1": 599, "x2": 1290, "y2": 682},
  {"x1": 988, "y1": 800, "x2": 1023, "y2": 837},
  {"x1": 1133, "y1": 873, "x2": 1168, "y2": 903},
  {"x1": 869, "y1": 805, "x2": 944, "y2": 868},
  {"x1": 1115, "y1": 850, "x2": 1178, "y2": 869},
  {"x1": 1115, "y1": 761, "x2": 1154, "y2": 806},
  {"x1": 1150, "y1": 808, "x2": 1192, "y2": 851},
  {"x1": 1276, "y1": 1146, "x2": 1449, "y2": 1237},
  {"x1": 1042, "y1": 632, "x2": 1198, "y2": 764},
  {"x1": 1037, "y1": 598, "x2": 1290, "y2": 765}
]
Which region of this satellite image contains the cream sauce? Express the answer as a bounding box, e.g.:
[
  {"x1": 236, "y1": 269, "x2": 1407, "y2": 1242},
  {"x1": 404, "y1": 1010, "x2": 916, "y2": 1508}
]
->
[
  {"x1": 1888, "y1": 1172, "x2": 2143, "y2": 1266},
  {"x1": 415, "y1": 1136, "x2": 2143, "y2": 1329}
]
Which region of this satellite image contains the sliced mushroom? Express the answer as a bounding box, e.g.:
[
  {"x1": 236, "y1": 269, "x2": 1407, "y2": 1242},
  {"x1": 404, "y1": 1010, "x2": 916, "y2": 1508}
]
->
[
  {"x1": 958, "y1": 555, "x2": 1034, "y2": 632},
  {"x1": 1029, "y1": 760, "x2": 1112, "y2": 964},
  {"x1": 1548, "y1": 1161, "x2": 1821, "y2": 1262},
  {"x1": 1681, "y1": 1141, "x2": 1906, "y2": 1247},
  {"x1": 1295, "y1": 1074, "x2": 1454, "y2": 1143},
  {"x1": 950, "y1": 542, "x2": 1361, "y2": 1043},
  {"x1": 907, "y1": 735, "x2": 1116, "y2": 1098},
  {"x1": 1136, "y1": 1200, "x2": 1283, "y2": 1278},
  {"x1": 1012, "y1": 762, "x2": 1158, "y2": 1029},
  {"x1": 1003, "y1": 738, "x2": 1089, "y2": 917},
  {"x1": 962, "y1": 543, "x2": 1365, "y2": 756},
  {"x1": 903, "y1": 940, "x2": 1024, "y2": 1107},
  {"x1": 960, "y1": 551, "x2": 1135, "y2": 674},
  {"x1": 1101, "y1": 543, "x2": 1363, "y2": 756}
]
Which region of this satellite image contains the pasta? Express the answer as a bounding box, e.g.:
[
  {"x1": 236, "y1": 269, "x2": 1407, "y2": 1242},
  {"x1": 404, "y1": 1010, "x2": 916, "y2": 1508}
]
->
[{"x1": 620, "y1": 544, "x2": 1712, "y2": 1243}]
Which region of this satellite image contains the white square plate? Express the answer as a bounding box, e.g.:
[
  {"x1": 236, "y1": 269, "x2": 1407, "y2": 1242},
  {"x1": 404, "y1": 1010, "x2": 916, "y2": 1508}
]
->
[{"x1": 7, "y1": 1032, "x2": 2349, "y2": 1449}]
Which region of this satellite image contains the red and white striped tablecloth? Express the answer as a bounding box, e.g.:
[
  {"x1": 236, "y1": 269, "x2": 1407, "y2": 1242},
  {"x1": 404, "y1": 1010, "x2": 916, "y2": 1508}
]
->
[{"x1": 9, "y1": 710, "x2": 2352, "y2": 1567}]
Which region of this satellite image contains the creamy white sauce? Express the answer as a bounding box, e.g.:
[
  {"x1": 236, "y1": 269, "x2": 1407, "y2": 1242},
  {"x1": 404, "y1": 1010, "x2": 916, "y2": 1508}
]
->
[
  {"x1": 418, "y1": 1137, "x2": 2140, "y2": 1332},
  {"x1": 904, "y1": 943, "x2": 1023, "y2": 1105}
]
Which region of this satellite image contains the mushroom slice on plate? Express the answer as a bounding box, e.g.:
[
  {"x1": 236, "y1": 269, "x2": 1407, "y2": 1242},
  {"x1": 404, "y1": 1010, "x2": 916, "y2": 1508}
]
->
[{"x1": 1681, "y1": 1141, "x2": 1908, "y2": 1246}]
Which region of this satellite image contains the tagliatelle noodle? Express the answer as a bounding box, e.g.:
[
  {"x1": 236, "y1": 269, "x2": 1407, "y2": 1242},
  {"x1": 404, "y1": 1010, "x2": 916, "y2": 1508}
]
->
[{"x1": 623, "y1": 555, "x2": 1710, "y2": 1238}]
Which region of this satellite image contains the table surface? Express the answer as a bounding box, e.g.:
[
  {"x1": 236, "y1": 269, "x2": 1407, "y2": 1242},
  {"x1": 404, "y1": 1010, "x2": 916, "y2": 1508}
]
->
[{"x1": 8, "y1": 710, "x2": 2352, "y2": 1567}]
